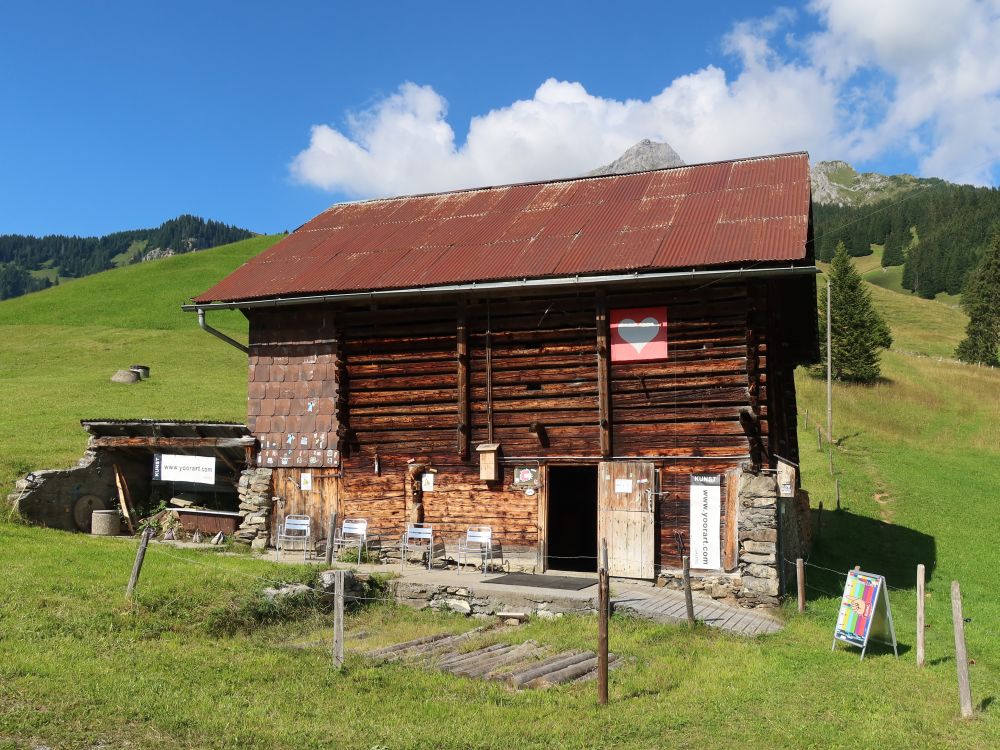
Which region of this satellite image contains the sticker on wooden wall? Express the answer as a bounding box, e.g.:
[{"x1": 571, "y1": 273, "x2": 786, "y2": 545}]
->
[{"x1": 610, "y1": 307, "x2": 668, "y2": 362}]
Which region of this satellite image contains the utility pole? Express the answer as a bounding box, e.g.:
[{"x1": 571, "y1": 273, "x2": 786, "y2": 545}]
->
[{"x1": 826, "y1": 278, "x2": 833, "y2": 445}]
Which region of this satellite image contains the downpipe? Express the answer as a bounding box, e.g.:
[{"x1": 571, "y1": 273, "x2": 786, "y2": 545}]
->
[{"x1": 197, "y1": 308, "x2": 249, "y2": 353}]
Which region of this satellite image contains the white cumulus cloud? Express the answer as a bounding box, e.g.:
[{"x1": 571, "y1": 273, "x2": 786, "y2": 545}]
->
[{"x1": 290, "y1": 0, "x2": 1000, "y2": 196}]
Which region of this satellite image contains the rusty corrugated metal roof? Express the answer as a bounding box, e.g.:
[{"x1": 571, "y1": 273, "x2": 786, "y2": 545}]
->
[{"x1": 193, "y1": 152, "x2": 812, "y2": 304}]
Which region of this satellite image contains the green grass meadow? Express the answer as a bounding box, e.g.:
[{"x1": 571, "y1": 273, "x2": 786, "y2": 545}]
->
[
  {"x1": 1, "y1": 240, "x2": 998, "y2": 748},
  {"x1": 0, "y1": 235, "x2": 280, "y2": 491}
]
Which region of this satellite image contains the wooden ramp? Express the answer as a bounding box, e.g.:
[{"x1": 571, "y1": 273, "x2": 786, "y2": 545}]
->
[
  {"x1": 365, "y1": 628, "x2": 624, "y2": 689},
  {"x1": 612, "y1": 588, "x2": 783, "y2": 636}
]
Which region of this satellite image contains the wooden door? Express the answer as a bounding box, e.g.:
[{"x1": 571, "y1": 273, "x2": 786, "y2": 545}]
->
[{"x1": 598, "y1": 461, "x2": 655, "y2": 578}]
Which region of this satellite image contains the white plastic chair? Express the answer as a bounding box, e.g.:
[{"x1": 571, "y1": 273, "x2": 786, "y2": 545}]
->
[
  {"x1": 276, "y1": 514, "x2": 312, "y2": 562},
  {"x1": 458, "y1": 526, "x2": 503, "y2": 574},
  {"x1": 333, "y1": 518, "x2": 369, "y2": 564},
  {"x1": 400, "y1": 523, "x2": 437, "y2": 571}
]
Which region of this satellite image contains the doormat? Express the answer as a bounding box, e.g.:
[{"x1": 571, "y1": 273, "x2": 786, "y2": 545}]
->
[{"x1": 482, "y1": 573, "x2": 597, "y2": 591}]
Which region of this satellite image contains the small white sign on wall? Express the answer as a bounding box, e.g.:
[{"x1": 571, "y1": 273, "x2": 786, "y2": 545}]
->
[
  {"x1": 421, "y1": 473, "x2": 435, "y2": 492},
  {"x1": 300, "y1": 472, "x2": 312, "y2": 491},
  {"x1": 153, "y1": 454, "x2": 216, "y2": 485},
  {"x1": 614, "y1": 478, "x2": 634, "y2": 494},
  {"x1": 689, "y1": 474, "x2": 721, "y2": 569}
]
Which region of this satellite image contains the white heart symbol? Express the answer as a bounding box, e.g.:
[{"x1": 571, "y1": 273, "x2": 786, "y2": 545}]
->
[{"x1": 618, "y1": 316, "x2": 660, "y2": 353}]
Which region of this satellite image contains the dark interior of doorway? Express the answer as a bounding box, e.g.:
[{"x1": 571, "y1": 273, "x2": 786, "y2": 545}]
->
[{"x1": 547, "y1": 466, "x2": 598, "y2": 572}]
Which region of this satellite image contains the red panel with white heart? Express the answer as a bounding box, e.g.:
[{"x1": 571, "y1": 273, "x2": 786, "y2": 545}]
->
[{"x1": 610, "y1": 306, "x2": 668, "y2": 362}]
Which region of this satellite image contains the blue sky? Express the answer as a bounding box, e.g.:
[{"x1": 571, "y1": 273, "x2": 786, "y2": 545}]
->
[{"x1": 3, "y1": 1, "x2": 999, "y2": 237}]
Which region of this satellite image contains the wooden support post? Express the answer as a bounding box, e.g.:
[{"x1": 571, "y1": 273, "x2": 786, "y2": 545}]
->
[
  {"x1": 325, "y1": 511, "x2": 338, "y2": 566},
  {"x1": 682, "y1": 555, "x2": 695, "y2": 627},
  {"x1": 796, "y1": 558, "x2": 806, "y2": 613},
  {"x1": 596, "y1": 294, "x2": 612, "y2": 458},
  {"x1": 125, "y1": 527, "x2": 153, "y2": 601},
  {"x1": 816, "y1": 502, "x2": 824, "y2": 543},
  {"x1": 113, "y1": 464, "x2": 136, "y2": 535},
  {"x1": 916, "y1": 564, "x2": 926, "y2": 668},
  {"x1": 597, "y1": 539, "x2": 609, "y2": 706},
  {"x1": 951, "y1": 581, "x2": 973, "y2": 718},
  {"x1": 456, "y1": 303, "x2": 469, "y2": 460},
  {"x1": 826, "y1": 278, "x2": 833, "y2": 444},
  {"x1": 828, "y1": 445, "x2": 834, "y2": 475},
  {"x1": 817, "y1": 425, "x2": 822, "y2": 451},
  {"x1": 835, "y1": 479, "x2": 841, "y2": 511},
  {"x1": 333, "y1": 569, "x2": 345, "y2": 670}
]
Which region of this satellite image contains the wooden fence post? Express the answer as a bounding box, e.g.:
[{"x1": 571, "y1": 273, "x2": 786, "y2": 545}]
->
[
  {"x1": 816, "y1": 502, "x2": 824, "y2": 543},
  {"x1": 835, "y1": 479, "x2": 841, "y2": 511},
  {"x1": 597, "y1": 539, "x2": 609, "y2": 706},
  {"x1": 333, "y1": 569, "x2": 345, "y2": 670},
  {"x1": 796, "y1": 558, "x2": 806, "y2": 614},
  {"x1": 125, "y1": 527, "x2": 153, "y2": 601},
  {"x1": 817, "y1": 426, "x2": 822, "y2": 451},
  {"x1": 951, "y1": 581, "x2": 973, "y2": 718},
  {"x1": 916, "y1": 564, "x2": 926, "y2": 668},
  {"x1": 682, "y1": 555, "x2": 695, "y2": 627},
  {"x1": 325, "y1": 511, "x2": 338, "y2": 566}
]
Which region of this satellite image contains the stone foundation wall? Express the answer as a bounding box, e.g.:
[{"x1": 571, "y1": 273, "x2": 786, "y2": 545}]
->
[
  {"x1": 234, "y1": 467, "x2": 274, "y2": 548},
  {"x1": 655, "y1": 467, "x2": 785, "y2": 608}
]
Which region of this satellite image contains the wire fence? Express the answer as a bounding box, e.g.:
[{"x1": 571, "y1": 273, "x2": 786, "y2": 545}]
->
[{"x1": 784, "y1": 555, "x2": 921, "y2": 598}]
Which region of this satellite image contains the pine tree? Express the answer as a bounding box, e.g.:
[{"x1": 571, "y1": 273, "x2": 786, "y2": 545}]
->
[
  {"x1": 956, "y1": 233, "x2": 1000, "y2": 366},
  {"x1": 819, "y1": 242, "x2": 893, "y2": 383},
  {"x1": 881, "y1": 228, "x2": 905, "y2": 267}
]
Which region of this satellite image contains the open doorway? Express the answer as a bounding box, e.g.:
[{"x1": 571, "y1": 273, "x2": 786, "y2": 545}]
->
[{"x1": 546, "y1": 465, "x2": 598, "y2": 572}]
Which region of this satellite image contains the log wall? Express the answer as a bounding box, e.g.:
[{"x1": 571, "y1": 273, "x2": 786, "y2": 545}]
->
[{"x1": 247, "y1": 278, "x2": 807, "y2": 571}]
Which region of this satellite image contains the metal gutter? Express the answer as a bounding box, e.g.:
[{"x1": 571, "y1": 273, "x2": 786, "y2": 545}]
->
[
  {"x1": 197, "y1": 308, "x2": 249, "y2": 353},
  {"x1": 183, "y1": 264, "x2": 818, "y2": 312}
]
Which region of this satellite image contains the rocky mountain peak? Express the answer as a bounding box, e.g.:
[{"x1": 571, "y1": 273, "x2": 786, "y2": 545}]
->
[{"x1": 587, "y1": 140, "x2": 685, "y2": 176}]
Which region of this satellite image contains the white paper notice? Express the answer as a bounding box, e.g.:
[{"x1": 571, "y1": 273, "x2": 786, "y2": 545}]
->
[
  {"x1": 689, "y1": 474, "x2": 721, "y2": 569},
  {"x1": 614, "y1": 478, "x2": 634, "y2": 493},
  {"x1": 421, "y1": 473, "x2": 435, "y2": 492},
  {"x1": 300, "y1": 472, "x2": 312, "y2": 491}
]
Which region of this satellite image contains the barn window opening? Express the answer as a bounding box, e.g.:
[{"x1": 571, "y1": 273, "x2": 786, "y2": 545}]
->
[{"x1": 546, "y1": 465, "x2": 598, "y2": 573}]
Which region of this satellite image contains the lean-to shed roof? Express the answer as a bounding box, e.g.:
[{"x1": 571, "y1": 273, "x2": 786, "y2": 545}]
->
[{"x1": 193, "y1": 152, "x2": 812, "y2": 304}]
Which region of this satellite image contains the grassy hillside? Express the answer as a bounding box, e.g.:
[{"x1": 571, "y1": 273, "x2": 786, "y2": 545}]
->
[
  {"x1": 794, "y1": 264, "x2": 999, "y2": 739},
  {"x1": 1, "y1": 241, "x2": 997, "y2": 746},
  {"x1": 0, "y1": 235, "x2": 281, "y2": 490}
]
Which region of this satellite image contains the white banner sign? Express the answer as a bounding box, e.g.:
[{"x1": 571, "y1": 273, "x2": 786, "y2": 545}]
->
[
  {"x1": 153, "y1": 454, "x2": 216, "y2": 485},
  {"x1": 689, "y1": 474, "x2": 721, "y2": 569}
]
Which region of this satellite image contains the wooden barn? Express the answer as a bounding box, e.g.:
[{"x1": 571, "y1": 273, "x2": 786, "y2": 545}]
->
[{"x1": 187, "y1": 152, "x2": 817, "y2": 597}]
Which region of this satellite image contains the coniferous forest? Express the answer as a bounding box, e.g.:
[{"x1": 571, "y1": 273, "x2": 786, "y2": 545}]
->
[
  {"x1": 0, "y1": 215, "x2": 253, "y2": 300},
  {"x1": 812, "y1": 182, "x2": 1000, "y2": 299}
]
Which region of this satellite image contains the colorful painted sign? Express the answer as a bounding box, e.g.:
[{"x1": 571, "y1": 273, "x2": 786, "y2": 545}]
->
[
  {"x1": 834, "y1": 571, "x2": 881, "y2": 646},
  {"x1": 610, "y1": 306, "x2": 668, "y2": 362},
  {"x1": 689, "y1": 474, "x2": 721, "y2": 569},
  {"x1": 833, "y1": 570, "x2": 899, "y2": 659}
]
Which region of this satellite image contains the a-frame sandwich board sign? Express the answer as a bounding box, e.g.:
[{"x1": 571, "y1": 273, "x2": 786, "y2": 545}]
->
[{"x1": 832, "y1": 569, "x2": 899, "y2": 661}]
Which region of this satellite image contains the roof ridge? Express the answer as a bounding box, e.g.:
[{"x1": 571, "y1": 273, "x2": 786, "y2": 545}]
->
[{"x1": 309, "y1": 151, "x2": 811, "y2": 216}]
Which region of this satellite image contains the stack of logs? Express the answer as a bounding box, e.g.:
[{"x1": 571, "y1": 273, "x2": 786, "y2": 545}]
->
[
  {"x1": 234, "y1": 467, "x2": 273, "y2": 548},
  {"x1": 366, "y1": 626, "x2": 623, "y2": 689}
]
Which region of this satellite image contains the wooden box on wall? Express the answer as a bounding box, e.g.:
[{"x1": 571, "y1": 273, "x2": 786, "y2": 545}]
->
[{"x1": 477, "y1": 443, "x2": 501, "y2": 483}]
